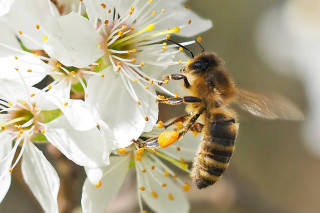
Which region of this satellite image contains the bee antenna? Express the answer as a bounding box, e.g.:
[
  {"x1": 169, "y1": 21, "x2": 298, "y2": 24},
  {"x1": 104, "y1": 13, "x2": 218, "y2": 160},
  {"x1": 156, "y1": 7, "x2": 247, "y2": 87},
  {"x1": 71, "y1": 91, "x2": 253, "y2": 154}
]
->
[
  {"x1": 195, "y1": 39, "x2": 205, "y2": 53},
  {"x1": 167, "y1": 39, "x2": 194, "y2": 58}
]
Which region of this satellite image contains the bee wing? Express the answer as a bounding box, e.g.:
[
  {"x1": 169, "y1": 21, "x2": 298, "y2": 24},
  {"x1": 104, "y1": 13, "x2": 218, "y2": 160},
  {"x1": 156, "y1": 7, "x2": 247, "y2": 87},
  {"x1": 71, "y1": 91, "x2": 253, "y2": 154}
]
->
[{"x1": 235, "y1": 89, "x2": 304, "y2": 120}]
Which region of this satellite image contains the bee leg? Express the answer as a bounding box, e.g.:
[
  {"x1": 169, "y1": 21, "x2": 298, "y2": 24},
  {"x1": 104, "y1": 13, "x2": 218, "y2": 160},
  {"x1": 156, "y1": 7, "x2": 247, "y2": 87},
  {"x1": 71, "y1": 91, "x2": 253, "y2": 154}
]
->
[
  {"x1": 157, "y1": 96, "x2": 202, "y2": 105},
  {"x1": 163, "y1": 114, "x2": 190, "y2": 128},
  {"x1": 177, "y1": 107, "x2": 206, "y2": 139},
  {"x1": 160, "y1": 74, "x2": 191, "y2": 89},
  {"x1": 190, "y1": 123, "x2": 204, "y2": 133},
  {"x1": 132, "y1": 137, "x2": 161, "y2": 150}
]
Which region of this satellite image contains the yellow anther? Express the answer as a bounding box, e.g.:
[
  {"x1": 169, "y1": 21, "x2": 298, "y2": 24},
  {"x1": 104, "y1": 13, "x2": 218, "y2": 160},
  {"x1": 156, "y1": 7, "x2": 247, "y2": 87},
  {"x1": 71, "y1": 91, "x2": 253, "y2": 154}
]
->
[
  {"x1": 127, "y1": 50, "x2": 131, "y2": 54},
  {"x1": 36, "y1": 24, "x2": 40, "y2": 29},
  {"x1": 145, "y1": 117, "x2": 149, "y2": 122},
  {"x1": 17, "y1": 133, "x2": 21, "y2": 138},
  {"x1": 197, "y1": 36, "x2": 202, "y2": 43},
  {"x1": 164, "y1": 79, "x2": 169, "y2": 84},
  {"x1": 118, "y1": 31, "x2": 123, "y2": 37},
  {"x1": 151, "y1": 165, "x2": 155, "y2": 170},
  {"x1": 157, "y1": 95, "x2": 165, "y2": 99},
  {"x1": 15, "y1": 68, "x2": 19, "y2": 71},
  {"x1": 163, "y1": 42, "x2": 167, "y2": 46},
  {"x1": 104, "y1": 20, "x2": 109, "y2": 25},
  {"x1": 172, "y1": 174, "x2": 178, "y2": 179},
  {"x1": 162, "y1": 47, "x2": 166, "y2": 51},
  {"x1": 14, "y1": 56, "x2": 18, "y2": 59},
  {"x1": 129, "y1": 11, "x2": 133, "y2": 15},
  {"x1": 152, "y1": 11, "x2": 156, "y2": 15},
  {"x1": 64, "y1": 102, "x2": 68, "y2": 106},
  {"x1": 117, "y1": 62, "x2": 122, "y2": 66},
  {"x1": 41, "y1": 129, "x2": 46, "y2": 134},
  {"x1": 18, "y1": 31, "x2": 23, "y2": 35},
  {"x1": 178, "y1": 60, "x2": 182, "y2": 64},
  {"x1": 122, "y1": 25, "x2": 127, "y2": 29},
  {"x1": 162, "y1": 183, "x2": 167, "y2": 187},
  {"x1": 136, "y1": 154, "x2": 142, "y2": 161},
  {"x1": 117, "y1": 66, "x2": 121, "y2": 72},
  {"x1": 34, "y1": 107, "x2": 39, "y2": 112},
  {"x1": 1, "y1": 126, "x2": 6, "y2": 131},
  {"x1": 188, "y1": 20, "x2": 192, "y2": 24},
  {"x1": 27, "y1": 69, "x2": 32, "y2": 72},
  {"x1": 149, "y1": 80, "x2": 153, "y2": 85},
  {"x1": 166, "y1": 35, "x2": 170, "y2": 39},
  {"x1": 192, "y1": 131, "x2": 198, "y2": 137},
  {"x1": 42, "y1": 36, "x2": 48, "y2": 42},
  {"x1": 164, "y1": 170, "x2": 170, "y2": 177},
  {"x1": 133, "y1": 78, "x2": 138, "y2": 83},
  {"x1": 175, "y1": 121, "x2": 183, "y2": 130},
  {"x1": 180, "y1": 158, "x2": 186, "y2": 163},
  {"x1": 156, "y1": 121, "x2": 164, "y2": 128},
  {"x1": 168, "y1": 193, "x2": 174, "y2": 201},
  {"x1": 100, "y1": 3, "x2": 106, "y2": 8},
  {"x1": 142, "y1": 169, "x2": 146, "y2": 173},
  {"x1": 95, "y1": 180, "x2": 102, "y2": 188},
  {"x1": 118, "y1": 148, "x2": 127, "y2": 154},
  {"x1": 52, "y1": 68, "x2": 56, "y2": 71},
  {"x1": 9, "y1": 168, "x2": 13, "y2": 173},
  {"x1": 34, "y1": 53, "x2": 38, "y2": 57},
  {"x1": 48, "y1": 85, "x2": 52, "y2": 90},
  {"x1": 161, "y1": 9, "x2": 165, "y2": 13},
  {"x1": 151, "y1": 191, "x2": 158, "y2": 198},
  {"x1": 8, "y1": 102, "x2": 12, "y2": 107},
  {"x1": 131, "y1": 6, "x2": 134, "y2": 11},
  {"x1": 101, "y1": 73, "x2": 105, "y2": 77},
  {"x1": 179, "y1": 47, "x2": 184, "y2": 52},
  {"x1": 85, "y1": 93, "x2": 88, "y2": 98},
  {"x1": 183, "y1": 183, "x2": 191, "y2": 191},
  {"x1": 130, "y1": 27, "x2": 135, "y2": 31},
  {"x1": 149, "y1": 0, "x2": 153, "y2": 3},
  {"x1": 187, "y1": 60, "x2": 191, "y2": 64},
  {"x1": 140, "y1": 62, "x2": 145, "y2": 66},
  {"x1": 175, "y1": 93, "x2": 179, "y2": 98},
  {"x1": 132, "y1": 49, "x2": 137, "y2": 53},
  {"x1": 21, "y1": 101, "x2": 26, "y2": 105},
  {"x1": 108, "y1": 9, "x2": 111, "y2": 13},
  {"x1": 147, "y1": 24, "x2": 154, "y2": 31},
  {"x1": 136, "y1": 148, "x2": 144, "y2": 155},
  {"x1": 70, "y1": 71, "x2": 76, "y2": 76},
  {"x1": 174, "y1": 27, "x2": 180, "y2": 33},
  {"x1": 140, "y1": 187, "x2": 145, "y2": 191},
  {"x1": 140, "y1": 211, "x2": 147, "y2": 213},
  {"x1": 185, "y1": 5, "x2": 190, "y2": 9},
  {"x1": 56, "y1": 63, "x2": 61, "y2": 68},
  {"x1": 158, "y1": 131, "x2": 179, "y2": 148},
  {"x1": 19, "y1": 129, "x2": 24, "y2": 134},
  {"x1": 145, "y1": 86, "x2": 149, "y2": 90},
  {"x1": 137, "y1": 101, "x2": 141, "y2": 105}
]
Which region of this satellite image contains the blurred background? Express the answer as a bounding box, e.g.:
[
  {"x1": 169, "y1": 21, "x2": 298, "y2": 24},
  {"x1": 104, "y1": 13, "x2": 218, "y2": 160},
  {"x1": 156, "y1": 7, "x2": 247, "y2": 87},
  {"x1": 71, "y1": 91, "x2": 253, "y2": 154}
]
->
[{"x1": 1, "y1": 0, "x2": 319, "y2": 212}]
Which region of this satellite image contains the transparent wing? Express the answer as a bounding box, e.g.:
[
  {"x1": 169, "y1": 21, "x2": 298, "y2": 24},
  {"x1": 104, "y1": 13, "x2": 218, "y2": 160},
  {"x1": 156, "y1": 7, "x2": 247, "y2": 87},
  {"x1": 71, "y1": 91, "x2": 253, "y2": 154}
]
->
[{"x1": 235, "y1": 89, "x2": 304, "y2": 120}]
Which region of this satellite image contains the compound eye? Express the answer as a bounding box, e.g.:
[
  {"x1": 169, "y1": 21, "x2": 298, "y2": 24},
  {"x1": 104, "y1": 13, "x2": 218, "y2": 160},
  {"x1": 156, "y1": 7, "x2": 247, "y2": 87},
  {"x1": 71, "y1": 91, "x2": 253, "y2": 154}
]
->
[{"x1": 190, "y1": 60, "x2": 209, "y2": 70}]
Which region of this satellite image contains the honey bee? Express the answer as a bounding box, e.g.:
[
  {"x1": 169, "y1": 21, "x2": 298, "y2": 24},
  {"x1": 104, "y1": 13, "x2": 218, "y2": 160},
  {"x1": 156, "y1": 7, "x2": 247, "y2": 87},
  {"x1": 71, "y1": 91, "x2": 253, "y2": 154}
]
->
[{"x1": 137, "y1": 40, "x2": 303, "y2": 189}]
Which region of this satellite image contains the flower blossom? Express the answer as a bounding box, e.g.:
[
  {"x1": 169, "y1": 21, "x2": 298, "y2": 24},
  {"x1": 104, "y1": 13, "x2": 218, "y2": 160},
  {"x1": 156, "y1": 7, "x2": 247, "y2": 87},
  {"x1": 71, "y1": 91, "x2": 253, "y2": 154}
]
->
[{"x1": 81, "y1": 123, "x2": 202, "y2": 213}]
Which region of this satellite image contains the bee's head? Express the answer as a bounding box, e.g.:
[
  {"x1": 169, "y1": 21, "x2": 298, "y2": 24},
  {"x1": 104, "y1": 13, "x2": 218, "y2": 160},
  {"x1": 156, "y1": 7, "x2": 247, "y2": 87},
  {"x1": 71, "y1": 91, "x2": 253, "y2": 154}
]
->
[{"x1": 181, "y1": 52, "x2": 222, "y2": 74}]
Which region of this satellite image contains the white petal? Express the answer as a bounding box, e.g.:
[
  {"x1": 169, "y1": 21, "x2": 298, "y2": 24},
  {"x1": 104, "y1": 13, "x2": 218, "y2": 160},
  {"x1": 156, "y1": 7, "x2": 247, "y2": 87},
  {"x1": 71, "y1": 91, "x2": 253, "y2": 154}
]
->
[
  {"x1": 0, "y1": 132, "x2": 14, "y2": 203},
  {"x1": 0, "y1": 0, "x2": 15, "y2": 16},
  {"x1": 82, "y1": 0, "x2": 115, "y2": 24},
  {"x1": 81, "y1": 156, "x2": 130, "y2": 213},
  {"x1": 43, "y1": 12, "x2": 104, "y2": 68},
  {"x1": 60, "y1": 99, "x2": 97, "y2": 131},
  {"x1": 84, "y1": 167, "x2": 104, "y2": 185},
  {"x1": 45, "y1": 116, "x2": 109, "y2": 167},
  {"x1": 0, "y1": 79, "x2": 30, "y2": 101},
  {"x1": 21, "y1": 142, "x2": 59, "y2": 213},
  {"x1": 0, "y1": 17, "x2": 20, "y2": 56},
  {"x1": 7, "y1": 0, "x2": 59, "y2": 49},
  {"x1": 86, "y1": 69, "x2": 158, "y2": 149},
  {"x1": 137, "y1": 156, "x2": 189, "y2": 213},
  {"x1": 0, "y1": 55, "x2": 48, "y2": 86}
]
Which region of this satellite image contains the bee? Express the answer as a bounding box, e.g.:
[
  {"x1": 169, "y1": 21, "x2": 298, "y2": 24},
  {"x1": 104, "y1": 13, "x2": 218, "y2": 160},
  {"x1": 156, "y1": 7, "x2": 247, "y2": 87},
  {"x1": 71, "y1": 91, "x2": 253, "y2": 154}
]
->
[{"x1": 137, "y1": 40, "x2": 303, "y2": 189}]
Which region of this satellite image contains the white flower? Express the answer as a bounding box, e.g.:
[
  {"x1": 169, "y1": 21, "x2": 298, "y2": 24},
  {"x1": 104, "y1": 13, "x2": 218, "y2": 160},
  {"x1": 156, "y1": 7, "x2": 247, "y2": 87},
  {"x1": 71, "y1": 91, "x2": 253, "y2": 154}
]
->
[
  {"x1": 81, "y1": 125, "x2": 201, "y2": 213},
  {"x1": 0, "y1": 79, "x2": 109, "y2": 210}
]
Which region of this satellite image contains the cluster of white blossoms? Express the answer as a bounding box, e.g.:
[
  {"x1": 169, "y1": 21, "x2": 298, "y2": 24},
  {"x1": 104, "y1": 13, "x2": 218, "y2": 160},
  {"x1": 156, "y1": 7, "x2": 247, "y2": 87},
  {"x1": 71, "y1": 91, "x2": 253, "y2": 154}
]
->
[{"x1": 0, "y1": 0, "x2": 212, "y2": 212}]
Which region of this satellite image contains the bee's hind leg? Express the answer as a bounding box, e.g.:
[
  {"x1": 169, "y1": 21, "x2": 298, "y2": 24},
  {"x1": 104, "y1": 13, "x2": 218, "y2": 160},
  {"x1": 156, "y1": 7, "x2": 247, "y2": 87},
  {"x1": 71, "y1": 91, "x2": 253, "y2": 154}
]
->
[{"x1": 132, "y1": 137, "x2": 161, "y2": 150}]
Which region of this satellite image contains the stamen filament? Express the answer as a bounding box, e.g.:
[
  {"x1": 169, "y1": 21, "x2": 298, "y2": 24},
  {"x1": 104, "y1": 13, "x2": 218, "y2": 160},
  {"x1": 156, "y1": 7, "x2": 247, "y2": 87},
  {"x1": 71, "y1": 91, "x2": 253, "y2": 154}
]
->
[{"x1": 0, "y1": 116, "x2": 30, "y2": 128}]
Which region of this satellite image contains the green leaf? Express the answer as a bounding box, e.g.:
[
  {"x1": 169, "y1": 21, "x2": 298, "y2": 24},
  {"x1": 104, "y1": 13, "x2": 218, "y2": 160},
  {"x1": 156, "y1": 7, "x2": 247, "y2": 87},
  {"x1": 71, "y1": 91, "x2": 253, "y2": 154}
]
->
[{"x1": 40, "y1": 109, "x2": 62, "y2": 123}]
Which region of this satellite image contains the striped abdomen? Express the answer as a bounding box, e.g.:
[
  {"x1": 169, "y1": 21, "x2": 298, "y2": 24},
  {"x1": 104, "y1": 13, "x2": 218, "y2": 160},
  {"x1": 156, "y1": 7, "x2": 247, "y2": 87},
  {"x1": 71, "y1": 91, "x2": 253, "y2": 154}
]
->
[{"x1": 191, "y1": 113, "x2": 239, "y2": 189}]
